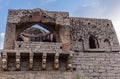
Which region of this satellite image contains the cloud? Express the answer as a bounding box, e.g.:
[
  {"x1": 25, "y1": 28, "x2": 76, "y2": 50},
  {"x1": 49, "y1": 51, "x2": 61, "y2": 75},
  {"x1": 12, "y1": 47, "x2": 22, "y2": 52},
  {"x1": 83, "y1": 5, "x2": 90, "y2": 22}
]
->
[
  {"x1": 0, "y1": 33, "x2": 5, "y2": 49},
  {"x1": 73, "y1": 0, "x2": 120, "y2": 42},
  {"x1": 0, "y1": 33, "x2": 5, "y2": 39},
  {"x1": 0, "y1": 41, "x2": 3, "y2": 49},
  {"x1": 74, "y1": 0, "x2": 120, "y2": 21}
]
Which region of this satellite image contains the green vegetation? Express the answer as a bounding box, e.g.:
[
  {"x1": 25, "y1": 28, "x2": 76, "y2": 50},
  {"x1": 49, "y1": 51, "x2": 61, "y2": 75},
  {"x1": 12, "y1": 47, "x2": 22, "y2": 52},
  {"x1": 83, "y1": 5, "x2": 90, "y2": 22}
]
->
[
  {"x1": 91, "y1": 23, "x2": 97, "y2": 28},
  {"x1": 76, "y1": 75, "x2": 80, "y2": 79}
]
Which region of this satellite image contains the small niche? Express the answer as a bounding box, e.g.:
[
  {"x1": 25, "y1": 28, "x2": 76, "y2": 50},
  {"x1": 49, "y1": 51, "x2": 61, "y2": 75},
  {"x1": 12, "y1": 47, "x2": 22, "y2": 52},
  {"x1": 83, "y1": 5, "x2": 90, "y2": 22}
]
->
[
  {"x1": 60, "y1": 46, "x2": 62, "y2": 49},
  {"x1": 43, "y1": 15, "x2": 46, "y2": 18},
  {"x1": 73, "y1": 68, "x2": 76, "y2": 71},
  {"x1": 29, "y1": 15, "x2": 32, "y2": 18},
  {"x1": 107, "y1": 23, "x2": 109, "y2": 26},
  {"x1": 88, "y1": 23, "x2": 91, "y2": 25},
  {"x1": 18, "y1": 45, "x2": 21, "y2": 48}
]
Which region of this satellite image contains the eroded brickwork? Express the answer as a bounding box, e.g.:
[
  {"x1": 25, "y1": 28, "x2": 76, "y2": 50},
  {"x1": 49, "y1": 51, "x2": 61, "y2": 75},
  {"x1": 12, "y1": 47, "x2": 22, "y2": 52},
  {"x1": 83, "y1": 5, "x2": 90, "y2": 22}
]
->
[
  {"x1": 0, "y1": 8, "x2": 120, "y2": 79},
  {"x1": 70, "y1": 17, "x2": 119, "y2": 51},
  {"x1": 73, "y1": 52, "x2": 120, "y2": 79}
]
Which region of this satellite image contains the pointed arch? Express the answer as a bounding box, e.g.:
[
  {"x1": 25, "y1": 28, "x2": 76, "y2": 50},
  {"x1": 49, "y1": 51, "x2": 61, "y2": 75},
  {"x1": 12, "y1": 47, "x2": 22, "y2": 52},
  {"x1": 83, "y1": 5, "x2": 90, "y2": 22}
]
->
[
  {"x1": 16, "y1": 24, "x2": 57, "y2": 42},
  {"x1": 89, "y1": 36, "x2": 99, "y2": 49},
  {"x1": 78, "y1": 38, "x2": 84, "y2": 51},
  {"x1": 104, "y1": 39, "x2": 111, "y2": 50}
]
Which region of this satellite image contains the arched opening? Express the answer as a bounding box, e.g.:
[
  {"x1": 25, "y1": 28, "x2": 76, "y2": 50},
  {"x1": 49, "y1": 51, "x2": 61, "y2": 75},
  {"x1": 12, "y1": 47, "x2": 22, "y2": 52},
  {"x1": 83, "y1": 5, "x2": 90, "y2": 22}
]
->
[
  {"x1": 16, "y1": 24, "x2": 57, "y2": 43},
  {"x1": 89, "y1": 36, "x2": 99, "y2": 49},
  {"x1": 104, "y1": 39, "x2": 111, "y2": 50},
  {"x1": 78, "y1": 38, "x2": 84, "y2": 51}
]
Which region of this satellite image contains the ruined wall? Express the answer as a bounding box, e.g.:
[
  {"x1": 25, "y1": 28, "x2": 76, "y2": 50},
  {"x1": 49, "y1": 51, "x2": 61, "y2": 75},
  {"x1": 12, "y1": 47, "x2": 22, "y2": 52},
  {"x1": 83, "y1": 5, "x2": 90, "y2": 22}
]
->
[
  {"x1": 4, "y1": 9, "x2": 70, "y2": 49},
  {"x1": 0, "y1": 71, "x2": 73, "y2": 79},
  {"x1": 70, "y1": 17, "x2": 120, "y2": 51},
  {"x1": 70, "y1": 17, "x2": 120, "y2": 79},
  {"x1": 14, "y1": 41, "x2": 62, "y2": 52},
  {"x1": 73, "y1": 52, "x2": 120, "y2": 79},
  {"x1": 1, "y1": 8, "x2": 120, "y2": 79}
]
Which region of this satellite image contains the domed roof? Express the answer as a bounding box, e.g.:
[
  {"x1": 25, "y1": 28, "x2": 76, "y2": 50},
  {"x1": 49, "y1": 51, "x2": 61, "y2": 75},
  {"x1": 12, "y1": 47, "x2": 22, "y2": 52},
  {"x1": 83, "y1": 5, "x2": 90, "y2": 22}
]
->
[{"x1": 21, "y1": 27, "x2": 50, "y2": 37}]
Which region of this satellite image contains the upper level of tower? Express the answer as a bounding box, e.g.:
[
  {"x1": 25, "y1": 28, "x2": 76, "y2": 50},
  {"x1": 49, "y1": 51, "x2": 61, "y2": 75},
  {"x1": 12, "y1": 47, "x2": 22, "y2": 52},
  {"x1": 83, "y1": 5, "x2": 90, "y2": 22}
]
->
[{"x1": 3, "y1": 8, "x2": 120, "y2": 52}]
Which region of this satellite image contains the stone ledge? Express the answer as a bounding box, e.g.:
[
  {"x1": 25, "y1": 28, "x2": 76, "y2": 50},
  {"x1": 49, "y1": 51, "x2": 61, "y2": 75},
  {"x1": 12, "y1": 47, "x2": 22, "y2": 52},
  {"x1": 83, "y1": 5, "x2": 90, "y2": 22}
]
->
[
  {"x1": 84, "y1": 48, "x2": 120, "y2": 52},
  {"x1": 1, "y1": 49, "x2": 74, "y2": 54},
  {"x1": 0, "y1": 71, "x2": 73, "y2": 79}
]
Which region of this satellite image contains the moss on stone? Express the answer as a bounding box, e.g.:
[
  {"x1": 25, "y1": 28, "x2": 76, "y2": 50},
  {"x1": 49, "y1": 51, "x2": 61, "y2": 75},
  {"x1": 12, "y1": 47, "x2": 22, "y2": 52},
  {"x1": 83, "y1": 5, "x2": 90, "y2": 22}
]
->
[
  {"x1": 76, "y1": 75, "x2": 80, "y2": 79},
  {"x1": 91, "y1": 23, "x2": 97, "y2": 28}
]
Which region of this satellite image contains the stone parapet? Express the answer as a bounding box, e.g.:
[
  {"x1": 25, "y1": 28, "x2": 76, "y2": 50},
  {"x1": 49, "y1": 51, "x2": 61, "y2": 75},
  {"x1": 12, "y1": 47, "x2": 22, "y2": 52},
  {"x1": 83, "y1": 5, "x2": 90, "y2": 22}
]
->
[{"x1": 0, "y1": 49, "x2": 74, "y2": 71}]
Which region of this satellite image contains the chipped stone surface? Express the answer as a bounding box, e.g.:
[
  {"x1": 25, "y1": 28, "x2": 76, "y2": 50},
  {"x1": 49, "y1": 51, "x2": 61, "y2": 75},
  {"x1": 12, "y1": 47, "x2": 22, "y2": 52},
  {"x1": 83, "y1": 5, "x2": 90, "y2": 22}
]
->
[
  {"x1": 0, "y1": 71, "x2": 73, "y2": 79},
  {"x1": 70, "y1": 17, "x2": 119, "y2": 51},
  {"x1": 73, "y1": 52, "x2": 120, "y2": 79},
  {"x1": 1, "y1": 8, "x2": 120, "y2": 79}
]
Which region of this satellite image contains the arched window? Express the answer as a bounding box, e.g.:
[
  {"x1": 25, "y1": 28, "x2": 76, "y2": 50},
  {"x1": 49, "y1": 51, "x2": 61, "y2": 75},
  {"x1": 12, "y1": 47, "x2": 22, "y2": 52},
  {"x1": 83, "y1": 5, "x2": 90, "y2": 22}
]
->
[
  {"x1": 16, "y1": 24, "x2": 57, "y2": 42},
  {"x1": 104, "y1": 39, "x2": 111, "y2": 50},
  {"x1": 89, "y1": 36, "x2": 99, "y2": 49},
  {"x1": 78, "y1": 39, "x2": 84, "y2": 51}
]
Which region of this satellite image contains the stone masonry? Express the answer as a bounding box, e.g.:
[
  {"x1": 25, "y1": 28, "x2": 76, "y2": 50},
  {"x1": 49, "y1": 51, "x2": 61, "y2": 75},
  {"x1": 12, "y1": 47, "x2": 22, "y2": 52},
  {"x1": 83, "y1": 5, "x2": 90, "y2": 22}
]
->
[{"x1": 0, "y1": 8, "x2": 120, "y2": 79}]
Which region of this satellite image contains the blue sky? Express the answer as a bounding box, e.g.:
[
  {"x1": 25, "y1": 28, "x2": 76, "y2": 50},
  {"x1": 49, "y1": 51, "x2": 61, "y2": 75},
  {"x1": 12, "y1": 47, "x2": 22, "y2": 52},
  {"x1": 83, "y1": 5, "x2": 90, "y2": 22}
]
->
[{"x1": 0, "y1": 0, "x2": 120, "y2": 49}]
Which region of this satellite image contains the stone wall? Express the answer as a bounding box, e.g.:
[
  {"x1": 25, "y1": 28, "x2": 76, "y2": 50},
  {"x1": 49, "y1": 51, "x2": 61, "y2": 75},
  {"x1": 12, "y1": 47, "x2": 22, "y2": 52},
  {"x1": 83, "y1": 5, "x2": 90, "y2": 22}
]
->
[
  {"x1": 4, "y1": 8, "x2": 71, "y2": 50},
  {"x1": 73, "y1": 52, "x2": 120, "y2": 79},
  {"x1": 1, "y1": 52, "x2": 120, "y2": 79},
  {"x1": 1, "y1": 8, "x2": 120, "y2": 79},
  {"x1": 70, "y1": 17, "x2": 120, "y2": 51},
  {"x1": 69, "y1": 17, "x2": 120, "y2": 79},
  {"x1": 14, "y1": 41, "x2": 62, "y2": 53},
  {"x1": 0, "y1": 71, "x2": 73, "y2": 79}
]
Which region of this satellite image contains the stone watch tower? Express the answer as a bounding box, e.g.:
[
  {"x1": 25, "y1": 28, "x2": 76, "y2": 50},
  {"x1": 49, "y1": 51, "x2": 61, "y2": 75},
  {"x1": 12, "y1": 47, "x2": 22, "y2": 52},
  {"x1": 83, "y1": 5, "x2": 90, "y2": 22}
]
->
[{"x1": 0, "y1": 8, "x2": 120, "y2": 79}]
